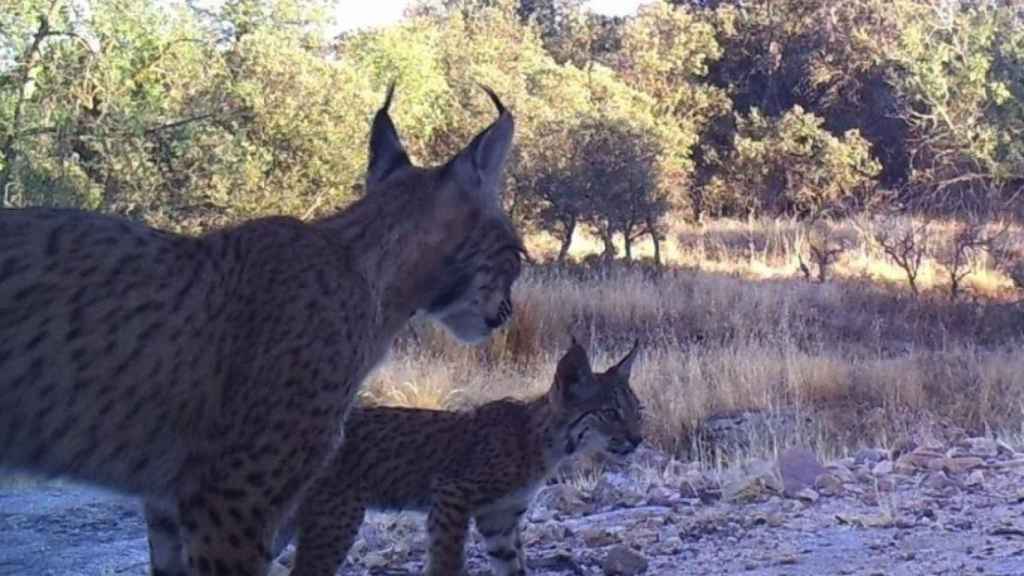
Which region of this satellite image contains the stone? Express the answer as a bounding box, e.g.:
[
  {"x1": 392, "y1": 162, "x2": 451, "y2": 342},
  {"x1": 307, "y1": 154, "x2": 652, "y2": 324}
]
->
[
  {"x1": 534, "y1": 484, "x2": 590, "y2": 517},
  {"x1": 752, "y1": 510, "x2": 786, "y2": 527},
  {"x1": 897, "y1": 449, "x2": 945, "y2": 471},
  {"x1": 529, "y1": 522, "x2": 569, "y2": 544},
  {"x1": 602, "y1": 545, "x2": 649, "y2": 576},
  {"x1": 827, "y1": 464, "x2": 856, "y2": 483},
  {"x1": 890, "y1": 438, "x2": 918, "y2": 459},
  {"x1": 995, "y1": 440, "x2": 1017, "y2": 458},
  {"x1": 778, "y1": 554, "x2": 800, "y2": 565},
  {"x1": 872, "y1": 460, "x2": 894, "y2": 476},
  {"x1": 943, "y1": 457, "x2": 985, "y2": 474},
  {"x1": 581, "y1": 526, "x2": 619, "y2": 548},
  {"x1": 854, "y1": 467, "x2": 875, "y2": 483},
  {"x1": 964, "y1": 470, "x2": 985, "y2": 487},
  {"x1": 778, "y1": 448, "x2": 826, "y2": 497},
  {"x1": 922, "y1": 471, "x2": 957, "y2": 491},
  {"x1": 646, "y1": 485, "x2": 678, "y2": 507},
  {"x1": 815, "y1": 473, "x2": 845, "y2": 496},
  {"x1": 592, "y1": 475, "x2": 645, "y2": 508},
  {"x1": 835, "y1": 511, "x2": 894, "y2": 528},
  {"x1": 529, "y1": 506, "x2": 556, "y2": 523},
  {"x1": 362, "y1": 551, "x2": 390, "y2": 570},
  {"x1": 795, "y1": 488, "x2": 820, "y2": 503},
  {"x1": 880, "y1": 476, "x2": 899, "y2": 492},
  {"x1": 722, "y1": 459, "x2": 782, "y2": 502},
  {"x1": 957, "y1": 437, "x2": 998, "y2": 459},
  {"x1": 892, "y1": 459, "x2": 915, "y2": 475},
  {"x1": 854, "y1": 448, "x2": 888, "y2": 466},
  {"x1": 649, "y1": 535, "x2": 684, "y2": 557},
  {"x1": 782, "y1": 498, "x2": 808, "y2": 513}
]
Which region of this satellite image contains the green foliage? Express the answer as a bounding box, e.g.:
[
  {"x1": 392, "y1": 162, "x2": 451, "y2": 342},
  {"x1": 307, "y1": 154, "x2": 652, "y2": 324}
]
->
[
  {"x1": 708, "y1": 106, "x2": 880, "y2": 216},
  {"x1": 885, "y1": 3, "x2": 1024, "y2": 212},
  {"x1": 3, "y1": 0, "x2": 1024, "y2": 234}
]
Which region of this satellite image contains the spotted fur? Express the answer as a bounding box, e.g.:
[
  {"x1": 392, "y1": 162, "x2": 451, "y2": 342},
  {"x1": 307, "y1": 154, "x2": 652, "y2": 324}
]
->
[
  {"x1": 0, "y1": 85, "x2": 523, "y2": 576},
  {"x1": 275, "y1": 339, "x2": 642, "y2": 576}
]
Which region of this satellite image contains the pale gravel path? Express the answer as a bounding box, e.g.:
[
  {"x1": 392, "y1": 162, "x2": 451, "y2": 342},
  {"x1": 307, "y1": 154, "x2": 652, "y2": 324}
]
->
[{"x1": 3, "y1": 463, "x2": 1023, "y2": 576}]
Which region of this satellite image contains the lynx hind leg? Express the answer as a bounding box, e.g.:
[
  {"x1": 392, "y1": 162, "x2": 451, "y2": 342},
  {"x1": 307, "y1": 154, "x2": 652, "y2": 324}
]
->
[
  {"x1": 289, "y1": 485, "x2": 366, "y2": 576},
  {"x1": 144, "y1": 501, "x2": 189, "y2": 576},
  {"x1": 425, "y1": 483, "x2": 473, "y2": 576},
  {"x1": 475, "y1": 508, "x2": 528, "y2": 576}
]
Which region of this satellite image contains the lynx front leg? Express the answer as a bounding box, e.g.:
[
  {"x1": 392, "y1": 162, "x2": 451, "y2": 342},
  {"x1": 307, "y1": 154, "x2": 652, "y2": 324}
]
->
[
  {"x1": 144, "y1": 500, "x2": 189, "y2": 576},
  {"x1": 176, "y1": 463, "x2": 312, "y2": 576},
  {"x1": 177, "y1": 489, "x2": 277, "y2": 576},
  {"x1": 425, "y1": 483, "x2": 473, "y2": 576},
  {"x1": 475, "y1": 507, "x2": 528, "y2": 576}
]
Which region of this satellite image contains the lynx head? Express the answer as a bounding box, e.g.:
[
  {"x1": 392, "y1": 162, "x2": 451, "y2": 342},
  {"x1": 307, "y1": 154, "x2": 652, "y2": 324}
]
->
[
  {"x1": 547, "y1": 338, "x2": 644, "y2": 459},
  {"x1": 367, "y1": 84, "x2": 524, "y2": 343}
]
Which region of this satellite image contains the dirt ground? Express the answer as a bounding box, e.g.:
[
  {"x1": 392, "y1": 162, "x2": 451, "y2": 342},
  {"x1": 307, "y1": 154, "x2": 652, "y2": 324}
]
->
[{"x1": 2, "y1": 441, "x2": 1023, "y2": 576}]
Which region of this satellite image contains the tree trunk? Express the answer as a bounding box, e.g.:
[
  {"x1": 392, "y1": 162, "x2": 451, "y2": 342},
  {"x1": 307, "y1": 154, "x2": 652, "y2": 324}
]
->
[
  {"x1": 0, "y1": 11, "x2": 53, "y2": 205},
  {"x1": 624, "y1": 234, "x2": 632, "y2": 261},
  {"x1": 557, "y1": 218, "x2": 576, "y2": 263},
  {"x1": 651, "y1": 229, "x2": 662, "y2": 268},
  {"x1": 600, "y1": 229, "x2": 615, "y2": 264},
  {"x1": 689, "y1": 188, "x2": 705, "y2": 224}
]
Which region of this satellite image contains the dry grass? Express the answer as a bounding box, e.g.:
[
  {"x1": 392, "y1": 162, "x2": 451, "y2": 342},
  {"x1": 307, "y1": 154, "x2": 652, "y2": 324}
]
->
[
  {"x1": 369, "y1": 225, "x2": 1024, "y2": 466},
  {"x1": 526, "y1": 216, "x2": 1024, "y2": 300},
  {"x1": 5, "y1": 217, "x2": 1022, "y2": 487}
]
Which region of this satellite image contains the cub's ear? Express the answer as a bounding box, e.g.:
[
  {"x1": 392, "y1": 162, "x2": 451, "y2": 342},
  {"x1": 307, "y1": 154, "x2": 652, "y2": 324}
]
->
[
  {"x1": 553, "y1": 340, "x2": 596, "y2": 404},
  {"x1": 608, "y1": 338, "x2": 640, "y2": 380},
  {"x1": 366, "y1": 82, "x2": 412, "y2": 190},
  {"x1": 451, "y1": 85, "x2": 515, "y2": 206}
]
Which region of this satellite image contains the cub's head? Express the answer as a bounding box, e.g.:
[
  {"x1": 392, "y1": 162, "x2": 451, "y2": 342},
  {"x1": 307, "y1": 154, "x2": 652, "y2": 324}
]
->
[
  {"x1": 366, "y1": 84, "x2": 524, "y2": 344},
  {"x1": 547, "y1": 338, "x2": 644, "y2": 459}
]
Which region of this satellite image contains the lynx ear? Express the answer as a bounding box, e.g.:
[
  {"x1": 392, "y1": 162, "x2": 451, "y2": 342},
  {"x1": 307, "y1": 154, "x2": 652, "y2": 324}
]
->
[
  {"x1": 553, "y1": 340, "x2": 595, "y2": 404},
  {"x1": 608, "y1": 339, "x2": 641, "y2": 380},
  {"x1": 452, "y1": 85, "x2": 514, "y2": 205},
  {"x1": 366, "y1": 82, "x2": 412, "y2": 190}
]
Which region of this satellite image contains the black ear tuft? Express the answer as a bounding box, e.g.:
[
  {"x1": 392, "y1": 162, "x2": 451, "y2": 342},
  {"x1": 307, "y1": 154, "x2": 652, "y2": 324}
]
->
[
  {"x1": 609, "y1": 339, "x2": 640, "y2": 380},
  {"x1": 366, "y1": 82, "x2": 412, "y2": 190},
  {"x1": 478, "y1": 83, "x2": 506, "y2": 116},
  {"x1": 451, "y1": 85, "x2": 515, "y2": 204}
]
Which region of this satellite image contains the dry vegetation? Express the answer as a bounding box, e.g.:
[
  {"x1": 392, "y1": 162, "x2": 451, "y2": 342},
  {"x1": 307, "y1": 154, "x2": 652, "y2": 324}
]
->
[{"x1": 364, "y1": 217, "x2": 1024, "y2": 468}]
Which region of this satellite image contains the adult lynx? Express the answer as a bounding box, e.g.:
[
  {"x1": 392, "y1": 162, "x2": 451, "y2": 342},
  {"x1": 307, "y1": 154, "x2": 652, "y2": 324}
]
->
[{"x1": 0, "y1": 85, "x2": 523, "y2": 576}]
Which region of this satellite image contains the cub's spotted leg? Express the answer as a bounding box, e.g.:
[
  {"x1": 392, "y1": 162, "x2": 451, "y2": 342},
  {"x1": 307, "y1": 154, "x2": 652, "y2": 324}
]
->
[
  {"x1": 425, "y1": 482, "x2": 473, "y2": 576},
  {"x1": 289, "y1": 485, "x2": 366, "y2": 576},
  {"x1": 475, "y1": 507, "x2": 528, "y2": 576},
  {"x1": 144, "y1": 501, "x2": 189, "y2": 576}
]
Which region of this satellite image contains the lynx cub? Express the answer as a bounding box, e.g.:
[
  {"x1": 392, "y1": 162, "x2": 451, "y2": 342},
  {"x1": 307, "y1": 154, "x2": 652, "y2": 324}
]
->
[
  {"x1": 1, "y1": 85, "x2": 523, "y2": 576},
  {"x1": 282, "y1": 339, "x2": 642, "y2": 576}
]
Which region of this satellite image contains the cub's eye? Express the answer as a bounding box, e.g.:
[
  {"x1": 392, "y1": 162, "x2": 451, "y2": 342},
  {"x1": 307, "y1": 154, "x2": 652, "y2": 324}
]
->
[{"x1": 602, "y1": 409, "x2": 621, "y2": 421}]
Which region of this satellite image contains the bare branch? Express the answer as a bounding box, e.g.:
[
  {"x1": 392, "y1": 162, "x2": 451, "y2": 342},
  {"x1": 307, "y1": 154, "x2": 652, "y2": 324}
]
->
[{"x1": 872, "y1": 215, "x2": 932, "y2": 296}]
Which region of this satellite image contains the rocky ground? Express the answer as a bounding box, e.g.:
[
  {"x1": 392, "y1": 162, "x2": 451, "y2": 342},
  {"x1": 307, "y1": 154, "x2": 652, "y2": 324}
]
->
[{"x1": 2, "y1": 436, "x2": 1023, "y2": 576}]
